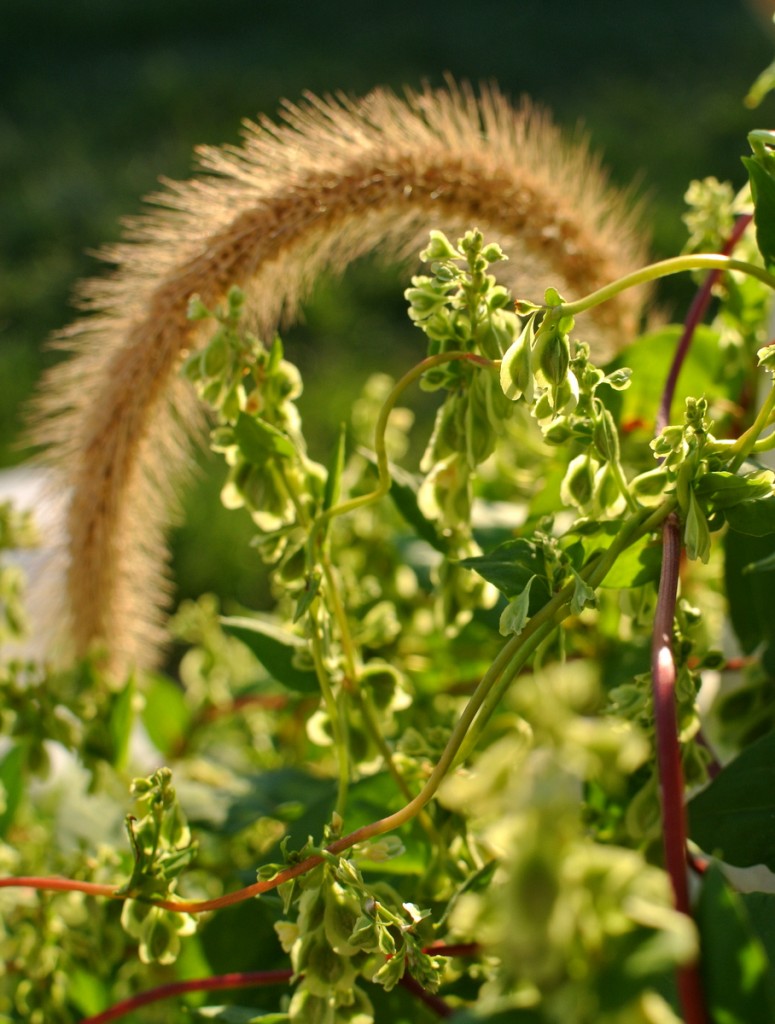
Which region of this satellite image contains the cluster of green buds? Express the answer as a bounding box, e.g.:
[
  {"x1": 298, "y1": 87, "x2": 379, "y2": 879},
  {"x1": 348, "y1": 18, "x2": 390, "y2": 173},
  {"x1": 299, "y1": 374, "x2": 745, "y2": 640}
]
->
[
  {"x1": 117, "y1": 769, "x2": 197, "y2": 964},
  {"x1": 185, "y1": 287, "x2": 325, "y2": 565},
  {"x1": 501, "y1": 297, "x2": 634, "y2": 520},
  {"x1": 273, "y1": 852, "x2": 442, "y2": 1024},
  {"x1": 406, "y1": 230, "x2": 520, "y2": 515},
  {"x1": 647, "y1": 393, "x2": 775, "y2": 562},
  {"x1": 405, "y1": 231, "x2": 529, "y2": 629}
]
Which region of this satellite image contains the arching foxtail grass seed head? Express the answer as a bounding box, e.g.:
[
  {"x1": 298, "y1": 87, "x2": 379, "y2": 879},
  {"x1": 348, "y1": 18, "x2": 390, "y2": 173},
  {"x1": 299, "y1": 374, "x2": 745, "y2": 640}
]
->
[{"x1": 27, "y1": 82, "x2": 650, "y2": 675}]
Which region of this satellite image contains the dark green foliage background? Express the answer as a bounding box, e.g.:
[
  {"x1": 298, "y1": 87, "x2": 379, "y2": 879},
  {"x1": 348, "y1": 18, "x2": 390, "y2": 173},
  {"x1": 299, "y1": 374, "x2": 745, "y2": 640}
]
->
[{"x1": 2, "y1": 0, "x2": 773, "y2": 610}]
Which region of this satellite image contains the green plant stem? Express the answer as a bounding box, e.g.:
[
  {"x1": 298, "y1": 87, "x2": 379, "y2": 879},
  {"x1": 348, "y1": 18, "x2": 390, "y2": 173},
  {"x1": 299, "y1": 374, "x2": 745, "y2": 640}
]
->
[
  {"x1": 549, "y1": 254, "x2": 775, "y2": 320},
  {"x1": 456, "y1": 499, "x2": 675, "y2": 763},
  {"x1": 308, "y1": 611, "x2": 351, "y2": 821},
  {"x1": 727, "y1": 382, "x2": 775, "y2": 470},
  {"x1": 611, "y1": 456, "x2": 639, "y2": 513}
]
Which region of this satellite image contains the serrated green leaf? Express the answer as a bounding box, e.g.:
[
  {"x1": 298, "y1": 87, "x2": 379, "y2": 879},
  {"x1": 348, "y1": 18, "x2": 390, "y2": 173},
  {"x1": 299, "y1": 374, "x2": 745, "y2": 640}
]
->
[
  {"x1": 689, "y1": 732, "x2": 775, "y2": 869},
  {"x1": 695, "y1": 864, "x2": 775, "y2": 1024},
  {"x1": 220, "y1": 615, "x2": 319, "y2": 694}
]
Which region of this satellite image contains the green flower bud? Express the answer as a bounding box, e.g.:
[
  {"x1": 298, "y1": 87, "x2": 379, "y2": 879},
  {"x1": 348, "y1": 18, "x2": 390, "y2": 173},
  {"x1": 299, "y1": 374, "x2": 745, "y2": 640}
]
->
[
  {"x1": 481, "y1": 241, "x2": 506, "y2": 263},
  {"x1": 560, "y1": 454, "x2": 600, "y2": 511},
  {"x1": 420, "y1": 229, "x2": 459, "y2": 262},
  {"x1": 631, "y1": 466, "x2": 670, "y2": 503},
  {"x1": 324, "y1": 881, "x2": 363, "y2": 956},
  {"x1": 593, "y1": 406, "x2": 621, "y2": 463},
  {"x1": 535, "y1": 324, "x2": 570, "y2": 388},
  {"x1": 500, "y1": 317, "x2": 535, "y2": 401}
]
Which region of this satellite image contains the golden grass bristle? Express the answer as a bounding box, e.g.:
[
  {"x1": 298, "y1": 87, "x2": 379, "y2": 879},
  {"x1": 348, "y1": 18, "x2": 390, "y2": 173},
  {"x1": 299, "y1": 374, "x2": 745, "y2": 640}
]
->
[{"x1": 28, "y1": 81, "x2": 649, "y2": 675}]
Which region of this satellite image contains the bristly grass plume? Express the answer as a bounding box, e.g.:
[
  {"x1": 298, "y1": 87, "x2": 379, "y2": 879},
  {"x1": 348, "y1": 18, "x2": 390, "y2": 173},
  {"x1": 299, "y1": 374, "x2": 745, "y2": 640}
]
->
[{"x1": 28, "y1": 81, "x2": 648, "y2": 673}]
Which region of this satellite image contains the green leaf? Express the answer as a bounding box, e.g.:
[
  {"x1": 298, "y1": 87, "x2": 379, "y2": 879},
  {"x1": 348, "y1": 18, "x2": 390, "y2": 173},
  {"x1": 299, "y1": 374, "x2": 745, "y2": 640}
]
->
[
  {"x1": 141, "y1": 673, "x2": 193, "y2": 757},
  {"x1": 726, "y1": 495, "x2": 775, "y2": 536},
  {"x1": 744, "y1": 153, "x2": 775, "y2": 268},
  {"x1": 689, "y1": 732, "x2": 775, "y2": 869},
  {"x1": 323, "y1": 423, "x2": 347, "y2": 513},
  {"x1": 499, "y1": 576, "x2": 536, "y2": 637},
  {"x1": 742, "y1": 892, "x2": 775, "y2": 967},
  {"x1": 221, "y1": 615, "x2": 319, "y2": 694},
  {"x1": 695, "y1": 864, "x2": 775, "y2": 1023},
  {"x1": 610, "y1": 325, "x2": 724, "y2": 431},
  {"x1": 194, "y1": 767, "x2": 337, "y2": 846},
  {"x1": 293, "y1": 571, "x2": 321, "y2": 623},
  {"x1": 234, "y1": 412, "x2": 297, "y2": 463},
  {"x1": 724, "y1": 531, "x2": 775, "y2": 654},
  {"x1": 597, "y1": 534, "x2": 663, "y2": 589},
  {"x1": 695, "y1": 470, "x2": 774, "y2": 511},
  {"x1": 0, "y1": 743, "x2": 27, "y2": 839},
  {"x1": 458, "y1": 538, "x2": 551, "y2": 607},
  {"x1": 109, "y1": 676, "x2": 135, "y2": 770},
  {"x1": 685, "y1": 489, "x2": 711, "y2": 563},
  {"x1": 743, "y1": 550, "x2": 775, "y2": 575}
]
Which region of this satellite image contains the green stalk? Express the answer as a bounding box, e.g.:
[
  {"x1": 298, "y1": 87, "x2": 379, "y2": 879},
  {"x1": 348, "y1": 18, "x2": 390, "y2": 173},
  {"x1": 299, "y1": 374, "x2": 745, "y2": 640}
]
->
[
  {"x1": 308, "y1": 617, "x2": 350, "y2": 821},
  {"x1": 728, "y1": 383, "x2": 775, "y2": 470},
  {"x1": 454, "y1": 499, "x2": 675, "y2": 763},
  {"x1": 550, "y1": 254, "x2": 775, "y2": 320}
]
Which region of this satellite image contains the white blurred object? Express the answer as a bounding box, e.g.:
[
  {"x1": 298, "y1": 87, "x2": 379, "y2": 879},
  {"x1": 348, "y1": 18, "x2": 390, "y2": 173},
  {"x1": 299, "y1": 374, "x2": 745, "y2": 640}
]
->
[{"x1": 0, "y1": 465, "x2": 68, "y2": 662}]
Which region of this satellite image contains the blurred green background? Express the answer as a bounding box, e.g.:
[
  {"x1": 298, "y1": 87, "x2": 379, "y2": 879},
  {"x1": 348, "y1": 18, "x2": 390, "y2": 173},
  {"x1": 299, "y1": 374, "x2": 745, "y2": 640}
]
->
[{"x1": 2, "y1": 0, "x2": 774, "y2": 610}]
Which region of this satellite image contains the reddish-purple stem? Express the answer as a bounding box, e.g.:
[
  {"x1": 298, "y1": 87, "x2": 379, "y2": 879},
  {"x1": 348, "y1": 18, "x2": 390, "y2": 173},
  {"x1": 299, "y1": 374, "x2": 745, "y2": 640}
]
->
[
  {"x1": 399, "y1": 974, "x2": 454, "y2": 1018},
  {"x1": 77, "y1": 944, "x2": 475, "y2": 1023},
  {"x1": 652, "y1": 513, "x2": 708, "y2": 1024},
  {"x1": 656, "y1": 213, "x2": 753, "y2": 434},
  {"x1": 79, "y1": 970, "x2": 293, "y2": 1024}
]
